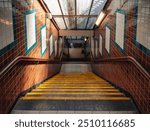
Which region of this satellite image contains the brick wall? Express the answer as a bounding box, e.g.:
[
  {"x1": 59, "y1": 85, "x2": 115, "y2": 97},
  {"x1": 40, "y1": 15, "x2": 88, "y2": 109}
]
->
[
  {"x1": 92, "y1": 0, "x2": 150, "y2": 113},
  {"x1": 94, "y1": 0, "x2": 150, "y2": 72},
  {"x1": 0, "y1": 0, "x2": 61, "y2": 113}
]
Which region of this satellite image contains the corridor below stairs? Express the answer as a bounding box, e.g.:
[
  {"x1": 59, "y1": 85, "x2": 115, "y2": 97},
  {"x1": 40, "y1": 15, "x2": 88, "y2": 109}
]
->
[{"x1": 11, "y1": 64, "x2": 138, "y2": 114}]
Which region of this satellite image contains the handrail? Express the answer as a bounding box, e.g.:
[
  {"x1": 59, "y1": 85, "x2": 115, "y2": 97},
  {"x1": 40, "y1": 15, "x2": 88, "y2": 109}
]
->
[
  {"x1": 90, "y1": 53, "x2": 150, "y2": 80},
  {"x1": 90, "y1": 51, "x2": 94, "y2": 62},
  {"x1": 59, "y1": 51, "x2": 63, "y2": 61},
  {"x1": 0, "y1": 56, "x2": 62, "y2": 79}
]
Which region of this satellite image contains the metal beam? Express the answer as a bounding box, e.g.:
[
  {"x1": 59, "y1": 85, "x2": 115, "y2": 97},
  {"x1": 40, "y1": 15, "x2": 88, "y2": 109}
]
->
[
  {"x1": 75, "y1": 0, "x2": 77, "y2": 29},
  {"x1": 57, "y1": 0, "x2": 68, "y2": 29},
  {"x1": 52, "y1": 15, "x2": 97, "y2": 18},
  {"x1": 85, "y1": 0, "x2": 94, "y2": 29},
  {"x1": 39, "y1": 0, "x2": 60, "y2": 30},
  {"x1": 59, "y1": 30, "x2": 94, "y2": 37}
]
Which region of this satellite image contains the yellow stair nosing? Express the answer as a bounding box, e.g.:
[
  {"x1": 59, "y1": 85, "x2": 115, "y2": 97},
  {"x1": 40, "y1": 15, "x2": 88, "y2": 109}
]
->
[
  {"x1": 26, "y1": 92, "x2": 124, "y2": 95},
  {"x1": 39, "y1": 86, "x2": 112, "y2": 88},
  {"x1": 20, "y1": 97, "x2": 130, "y2": 101},
  {"x1": 38, "y1": 86, "x2": 114, "y2": 89},
  {"x1": 40, "y1": 84, "x2": 111, "y2": 86},
  {"x1": 20, "y1": 72, "x2": 130, "y2": 102},
  {"x1": 32, "y1": 90, "x2": 120, "y2": 92}
]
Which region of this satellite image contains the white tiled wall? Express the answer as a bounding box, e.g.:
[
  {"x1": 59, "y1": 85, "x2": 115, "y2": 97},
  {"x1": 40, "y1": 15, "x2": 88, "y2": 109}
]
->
[
  {"x1": 41, "y1": 26, "x2": 46, "y2": 55},
  {"x1": 50, "y1": 34, "x2": 53, "y2": 56},
  {"x1": 58, "y1": 37, "x2": 63, "y2": 56},
  {"x1": 136, "y1": 0, "x2": 150, "y2": 50},
  {"x1": 0, "y1": 0, "x2": 14, "y2": 50},
  {"x1": 115, "y1": 12, "x2": 125, "y2": 50},
  {"x1": 99, "y1": 34, "x2": 102, "y2": 55},
  {"x1": 55, "y1": 40, "x2": 57, "y2": 56},
  {"x1": 105, "y1": 26, "x2": 110, "y2": 53},
  {"x1": 26, "y1": 12, "x2": 36, "y2": 50}
]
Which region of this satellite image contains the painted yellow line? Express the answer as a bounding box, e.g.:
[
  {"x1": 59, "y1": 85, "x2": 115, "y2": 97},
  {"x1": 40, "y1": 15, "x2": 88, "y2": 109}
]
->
[
  {"x1": 37, "y1": 86, "x2": 114, "y2": 89},
  {"x1": 39, "y1": 85, "x2": 112, "y2": 88},
  {"x1": 43, "y1": 80, "x2": 108, "y2": 84},
  {"x1": 32, "y1": 89, "x2": 119, "y2": 92},
  {"x1": 41, "y1": 83, "x2": 110, "y2": 85},
  {"x1": 26, "y1": 92, "x2": 124, "y2": 95},
  {"x1": 21, "y1": 97, "x2": 130, "y2": 101}
]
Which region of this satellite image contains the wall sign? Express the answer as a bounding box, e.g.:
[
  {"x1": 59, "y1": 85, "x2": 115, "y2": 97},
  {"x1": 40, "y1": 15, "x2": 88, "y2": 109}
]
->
[
  {"x1": 40, "y1": 25, "x2": 47, "y2": 56},
  {"x1": 25, "y1": 10, "x2": 37, "y2": 54}
]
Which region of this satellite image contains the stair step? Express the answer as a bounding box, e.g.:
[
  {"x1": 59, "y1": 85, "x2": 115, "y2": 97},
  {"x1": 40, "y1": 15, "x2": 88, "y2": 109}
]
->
[
  {"x1": 25, "y1": 93, "x2": 125, "y2": 97},
  {"x1": 47, "y1": 79, "x2": 106, "y2": 81},
  {"x1": 38, "y1": 86, "x2": 114, "y2": 89},
  {"x1": 40, "y1": 83, "x2": 111, "y2": 86},
  {"x1": 32, "y1": 89, "x2": 120, "y2": 92},
  {"x1": 42, "y1": 82, "x2": 109, "y2": 84},
  {"x1": 21, "y1": 96, "x2": 130, "y2": 101},
  {"x1": 27, "y1": 92, "x2": 123, "y2": 95}
]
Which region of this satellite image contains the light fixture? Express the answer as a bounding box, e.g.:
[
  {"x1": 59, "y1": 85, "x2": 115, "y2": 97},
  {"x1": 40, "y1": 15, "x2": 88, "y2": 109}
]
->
[
  {"x1": 49, "y1": 13, "x2": 52, "y2": 19},
  {"x1": 95, "y1": 11, "x2": 105, "y2": 26},
  {"x1": 46, "y1": 13, "x2": 52, "y2": 20}
]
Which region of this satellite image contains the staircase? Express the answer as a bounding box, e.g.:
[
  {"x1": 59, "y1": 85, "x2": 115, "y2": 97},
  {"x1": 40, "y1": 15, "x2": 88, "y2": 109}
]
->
[
  {"x1": 12, "y1": 71, "x2": 138, "y2": 114},
  {"x1": 21, "y1": 72, "x2": 129, "y2": 100}
]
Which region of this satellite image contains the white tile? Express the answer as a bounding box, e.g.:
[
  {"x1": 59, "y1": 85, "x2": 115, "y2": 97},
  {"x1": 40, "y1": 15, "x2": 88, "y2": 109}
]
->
[
  {"x1": 115, "y1": 12, "x2": 125, "y2": 50},
  {"x1": 26, "y1": 12, "x2": 36, "y2": 50},
  {"x1": 105, "y1": 27, "x2": 110, "y2": 53},
  {"x1": 136, "y1": 0, "x2": 150, "y2": 50},
  {"x1": 99, "y1": 35, "x2": 102, "y2": 55}
]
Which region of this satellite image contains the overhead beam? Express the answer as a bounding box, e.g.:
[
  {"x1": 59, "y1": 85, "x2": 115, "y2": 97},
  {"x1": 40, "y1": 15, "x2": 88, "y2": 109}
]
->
[
  {"x1": 75, "y1": 0, "x2": 77, "y2": 29},
  {"x1": 39, "y1": 0, "x2": 60, "y2": 30},
  {"x1": 57, "y1": 0, "x2": 68, "y2": 29},
  {"x1": 59, "y1": 30, "x2": 94, "y2": 37},
  {"x1": 53, "y1": 15, "x2": 97, "y2": 18},
  {"x1": 85, "y1": 0, "x2": 94, "y2": 29}
]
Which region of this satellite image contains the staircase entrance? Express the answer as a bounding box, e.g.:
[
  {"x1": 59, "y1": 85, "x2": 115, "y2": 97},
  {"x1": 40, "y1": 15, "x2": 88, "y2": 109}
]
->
[{"x1": 11, "y1": 64, "x2": 138, "y2": 114}]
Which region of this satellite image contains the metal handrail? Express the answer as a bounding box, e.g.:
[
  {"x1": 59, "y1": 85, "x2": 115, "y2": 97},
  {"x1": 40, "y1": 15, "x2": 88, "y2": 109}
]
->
[
  {"x1": 0, "y1": 52, "x2": 149, "y2": 81},
  {"x1": 0, "y1": 55, "x2": 62, "y2": 79},
  {"x1": 90, "y1": 52, "x2": 150, "y2": 80}
]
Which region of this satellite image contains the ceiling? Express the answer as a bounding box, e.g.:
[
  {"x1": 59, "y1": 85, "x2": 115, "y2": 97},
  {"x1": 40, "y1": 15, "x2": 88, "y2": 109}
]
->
[{"x1": 43, "y1": 0, "x2": 107, "y2": 30}]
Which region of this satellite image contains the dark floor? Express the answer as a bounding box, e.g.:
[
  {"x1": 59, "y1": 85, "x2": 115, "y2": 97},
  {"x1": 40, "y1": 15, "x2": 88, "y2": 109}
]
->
[{"x1": 11, "y1": 100, "x2": 139, "y2": 114}]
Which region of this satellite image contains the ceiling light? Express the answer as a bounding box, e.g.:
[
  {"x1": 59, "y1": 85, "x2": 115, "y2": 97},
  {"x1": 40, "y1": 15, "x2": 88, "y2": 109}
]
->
[
  {"x1": 95, "y1": 11, "x2": 105, "y2": 26},
  {"x1": 46, "y1": 13, "x2": 52, "y2": 19}
]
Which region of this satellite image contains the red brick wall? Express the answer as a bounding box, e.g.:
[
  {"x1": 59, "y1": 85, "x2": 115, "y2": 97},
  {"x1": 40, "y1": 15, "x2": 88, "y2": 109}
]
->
[
  {"x1": 0, "y1": 0, "x2": 61, "y2": 113},
  {"x1": 92, "y1": 0, "x2": 150, "y2": 113},
  {"x1": 94, "y1": 0, "x2": 150, "y2": 72}
]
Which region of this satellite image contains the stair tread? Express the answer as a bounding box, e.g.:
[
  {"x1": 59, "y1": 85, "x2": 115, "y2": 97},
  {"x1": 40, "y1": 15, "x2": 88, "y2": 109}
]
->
[
  {"x1": 19, "y1": 72, "x2": 131, "y2": 105},
  {"x1": 21, "y1": 96, "x2": 130, "y2": 101},
  {"x1": 38, "y1": 86, "x2": 114, "y2": 89},
  {"x1": 40, "y1": 84, "x2": 111, "y2": 86},
  {"x1": 27, "y1": 92, "x2": 124, "y2": 95},
  {"x1": 32, "y1": 90, "x2": 120, "y2": 92}
]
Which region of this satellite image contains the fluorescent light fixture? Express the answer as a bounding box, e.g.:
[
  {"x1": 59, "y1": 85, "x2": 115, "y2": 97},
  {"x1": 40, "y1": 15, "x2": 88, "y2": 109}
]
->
[
  {"x1": 46, "y1": 13, "x2": 52, "y2": 19},
  {"x1": 95, "y1": 11, "x2": 105, "y2": 26},
  {"x1": 49, "y1": 13, "x2": 52, "y2": 19}
]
